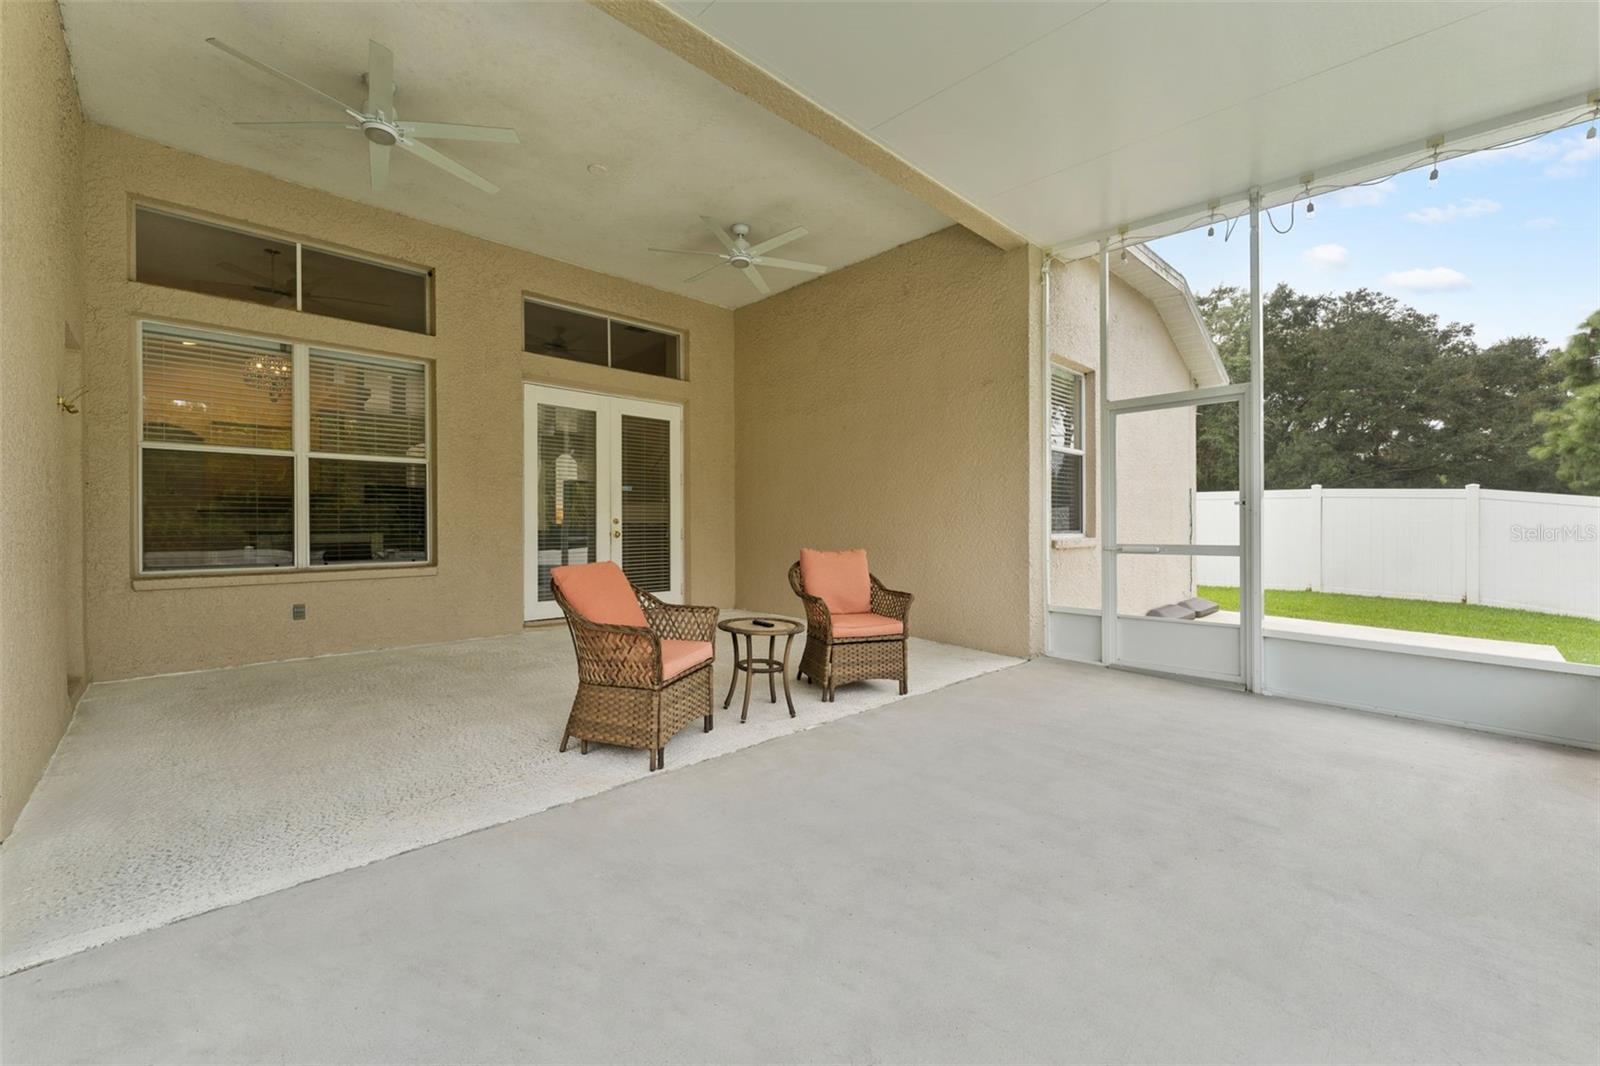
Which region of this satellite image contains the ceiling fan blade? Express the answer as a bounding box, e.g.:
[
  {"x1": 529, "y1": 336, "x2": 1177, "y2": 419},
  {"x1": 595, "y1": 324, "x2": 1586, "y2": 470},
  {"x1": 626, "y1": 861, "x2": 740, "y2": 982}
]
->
[
  {"x1": 366, "y1": 40, "x2": 395, "y2": 118},
  {"x1": 206, "y1": 38, "x2": 362, "y2": 120},
  {"x1": 749, "y1": 227, "x2": 808, "y2": 256},
  {"x1": 683, "y1": 261, "x2": 726, "y2": 283},
  {"x1": 648, "y1": 247, "x2": 725, "y2": 258},
  {"x1": 397, "y1": 138, "x2": 498, "y2": 193},
  {"x1": 399, "y1": 122, "x2": 519, "y2": 144},
  {"x1": 741, "y1": 265, "x2": 771, "y2": 295},
  {"x1": 236, "y1": 121, "x2": 355, "y2": 131},
  {"x1": 370, "y1": 140, "x2": 390, "y2": 192},
  {"x1": 755, "y1": 256, "x2": 826, "y2": 275},
  {"x1": 216, "y1": 261, "x2": 271, "y2": 284},
  {"x1": 700, "y1": 216, "x2": 736, "y2": 252}
]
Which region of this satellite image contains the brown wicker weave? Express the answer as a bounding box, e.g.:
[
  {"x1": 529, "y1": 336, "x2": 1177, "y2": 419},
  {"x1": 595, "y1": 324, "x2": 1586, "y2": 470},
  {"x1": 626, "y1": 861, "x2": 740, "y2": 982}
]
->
[
  {"x1": 788, "y1": 561, "x2": 913, "y2": 702},
  {"x1": 553, "y1": 578, "x2": 719, "y2": 771}
]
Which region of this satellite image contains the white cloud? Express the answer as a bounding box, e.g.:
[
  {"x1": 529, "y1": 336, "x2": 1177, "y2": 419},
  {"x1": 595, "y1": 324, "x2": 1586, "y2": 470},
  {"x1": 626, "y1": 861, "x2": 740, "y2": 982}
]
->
[
  {"x1": 1384, "y1": 267, "x2": 1472, "y2": 292},
  {"x1": 1525, "y1": 216, "x2": 1559, "y2": 230},
  {"x1": 1333, "y1": 180, "x2": 1395, "y2": 207},
  {"x1": 1544, "y1": 134, "x2": 1600, "y2": 179},
  {"x1": 1405, "y1": 198, "x2": 1501, "y2": 225},
  {"x1": 1302, "y1": 243, "x2": 1350, "y2": 269}
]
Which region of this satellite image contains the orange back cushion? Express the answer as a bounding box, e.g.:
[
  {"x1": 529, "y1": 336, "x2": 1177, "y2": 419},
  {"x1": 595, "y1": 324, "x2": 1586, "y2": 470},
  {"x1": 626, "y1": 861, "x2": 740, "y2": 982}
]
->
[
  {"x1": 799, "y1": 548, "x2": 872, "y2": 614},
  {"x1": 551, "y1": 561, "x2": 648, "y2": 628}
]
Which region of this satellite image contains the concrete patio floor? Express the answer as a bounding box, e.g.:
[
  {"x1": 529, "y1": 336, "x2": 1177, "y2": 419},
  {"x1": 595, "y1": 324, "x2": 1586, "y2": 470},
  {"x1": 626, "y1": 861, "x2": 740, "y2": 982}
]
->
[{"x1": 3, "y1": 657, "x2": 1596, "y2": 1065}]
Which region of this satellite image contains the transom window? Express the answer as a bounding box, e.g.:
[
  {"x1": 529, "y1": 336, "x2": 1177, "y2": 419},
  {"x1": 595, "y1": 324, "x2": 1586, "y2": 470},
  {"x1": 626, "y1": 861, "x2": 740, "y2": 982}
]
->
[
  {"x1": 524, "y1": 298, "x2": 681, "y2": 380},
  {"x1": 138, "y1": 322, "x2": 431, "y2": 574},
  {"x1": 1050, "y1": 367, "x2": 1087, "y2": 536},
  {"x1": 134, "y1": 205, "x2": 432, "y2": 335}
]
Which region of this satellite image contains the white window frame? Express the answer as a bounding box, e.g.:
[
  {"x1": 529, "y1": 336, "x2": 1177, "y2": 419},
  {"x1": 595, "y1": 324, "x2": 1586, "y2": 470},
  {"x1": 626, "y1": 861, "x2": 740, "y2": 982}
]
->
[
  {"x1": 1050, "y1": 366, "x2": 1087, "y2": 537},
  {"x1": 523, "y1": 295, "x2": 684, "y2": 380},
  {"x1": 131, "y1": 203, "x2": 434, "y2": 335},
  {"x1": 135, "y1": 320, "x2": 434, "y2": 577}
]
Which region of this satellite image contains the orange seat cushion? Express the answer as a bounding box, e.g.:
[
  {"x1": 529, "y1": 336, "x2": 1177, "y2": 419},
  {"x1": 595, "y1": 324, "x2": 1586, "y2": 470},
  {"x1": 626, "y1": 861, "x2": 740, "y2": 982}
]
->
[
  {"x1": 551, "y1": 561, "x2": 648, "y2": 628},
  {"x1": 799, "y1": 548, "x2": 872, "y2": 614},
  {"x1": 830, "y1": 612, "x2": 904, "y2": 638},
  {"x1": 661, "y1": 638, "x2": 713, "y2": 679}
]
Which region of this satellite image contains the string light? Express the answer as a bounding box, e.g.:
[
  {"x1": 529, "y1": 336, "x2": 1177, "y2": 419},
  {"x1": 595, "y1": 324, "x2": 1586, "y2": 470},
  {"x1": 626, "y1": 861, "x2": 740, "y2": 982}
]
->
[{"x1": 1086, "y1": 102, "x2": 1597, "y2": 259}]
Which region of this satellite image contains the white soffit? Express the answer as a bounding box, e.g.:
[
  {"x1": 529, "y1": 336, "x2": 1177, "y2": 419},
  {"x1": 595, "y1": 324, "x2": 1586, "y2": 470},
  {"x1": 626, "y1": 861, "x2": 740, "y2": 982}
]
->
[
  {"x1": 670, "y1": 1, "x2": 1600, "y2": 252},
  {"x1": 57, "y1": 1, "x2": 951, "y2": 309},
  {"x1": 1111, "y1": 248, "x2": 1227, "y2": 388}
]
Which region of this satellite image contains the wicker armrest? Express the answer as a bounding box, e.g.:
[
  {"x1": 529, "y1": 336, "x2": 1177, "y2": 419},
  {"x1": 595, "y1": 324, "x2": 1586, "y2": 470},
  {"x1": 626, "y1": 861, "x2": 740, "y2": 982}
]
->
[
  {"x1": 566, "y1": 611, "x2": 661, "y2": 688},
  {"x1": 640, "y1": 592, "x2": 719, "y2": 643},
  {"x1": 869, "y1": 576, "x2": 913, "y2": 624}
]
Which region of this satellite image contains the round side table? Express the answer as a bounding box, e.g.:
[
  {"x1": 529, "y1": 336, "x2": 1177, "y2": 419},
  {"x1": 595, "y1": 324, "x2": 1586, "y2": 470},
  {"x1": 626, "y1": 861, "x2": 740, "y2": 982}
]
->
[{"x1": 717, "y1": 616, "x2": 804, "y2": 722}]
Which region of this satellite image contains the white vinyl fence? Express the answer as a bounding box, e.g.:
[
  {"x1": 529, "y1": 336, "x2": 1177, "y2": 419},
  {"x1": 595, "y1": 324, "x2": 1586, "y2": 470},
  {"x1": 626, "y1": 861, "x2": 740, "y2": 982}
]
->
[{"x1": 1195, "y1": 486, "x2": 1600, "y2": 620}]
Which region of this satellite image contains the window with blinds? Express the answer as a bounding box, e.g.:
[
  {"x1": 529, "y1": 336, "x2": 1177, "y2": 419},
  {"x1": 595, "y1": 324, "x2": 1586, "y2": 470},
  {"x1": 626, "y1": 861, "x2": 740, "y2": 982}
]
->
[
  {"x1": 308, "y1": 351, "x2": 429, "y2": 566},
  {"x1": 138, "y1": 322, "x2": 431, "y2": 574},
  {"x1": 1050, "y1": 368, "x2": 1086, "y2": 535}
]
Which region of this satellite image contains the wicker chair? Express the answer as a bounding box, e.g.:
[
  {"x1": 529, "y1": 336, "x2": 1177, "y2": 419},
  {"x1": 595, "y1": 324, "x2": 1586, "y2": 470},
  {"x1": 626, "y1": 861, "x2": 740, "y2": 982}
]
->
[
  {"x1": 788, "y1": 553, "x2": 913, "y2": 702},
  {"x1": 551, "y1": 562, "x2": 718, "y2": 771}
]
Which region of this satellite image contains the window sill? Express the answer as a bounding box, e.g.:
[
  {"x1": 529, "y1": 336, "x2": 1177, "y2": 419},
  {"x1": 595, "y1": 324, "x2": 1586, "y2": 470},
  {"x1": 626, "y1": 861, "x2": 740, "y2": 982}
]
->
[
  {"x1": 131, "y1": 565, "x2": 437, "y2": 592},
  {"x1": 1051, "y1": 535, "x2": 1097, "y2": 550}
]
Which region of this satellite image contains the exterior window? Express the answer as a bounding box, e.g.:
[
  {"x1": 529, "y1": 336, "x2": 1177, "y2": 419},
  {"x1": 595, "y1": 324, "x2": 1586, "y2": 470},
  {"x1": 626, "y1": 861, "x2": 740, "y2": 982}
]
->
[
  {"x1": 134, "y1": 205, "x2": 432, "y2": 335},
  {"x1": 138, "y1": 322, "x2": 431, "y2": 574},
  {"x1": 524, "y1": 298, "x2": 681, "y2": 379},
  {"x1": 1050, "y1": 368, "x2": 1086, "y2": 535}
]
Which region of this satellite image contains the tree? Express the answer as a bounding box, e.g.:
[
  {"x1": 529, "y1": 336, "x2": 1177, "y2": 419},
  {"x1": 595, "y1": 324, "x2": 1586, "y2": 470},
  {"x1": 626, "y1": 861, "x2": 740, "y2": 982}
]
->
[
  {"x1": 1530, "y1": 311, "x2": 1600, "y2": 494},
  {"x1": 1194, "y1": 284, "x2": 1569, "y2": 493}
]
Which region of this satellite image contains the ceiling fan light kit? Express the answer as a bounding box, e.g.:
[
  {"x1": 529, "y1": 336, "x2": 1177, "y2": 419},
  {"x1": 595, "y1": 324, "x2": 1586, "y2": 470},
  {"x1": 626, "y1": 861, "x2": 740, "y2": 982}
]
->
[
  {"x1": 207, "y1": 36, "x2": 519, "y2": 195},
  {"x1": 648, "y1": 216, "x2": 828, "y2": 296}
]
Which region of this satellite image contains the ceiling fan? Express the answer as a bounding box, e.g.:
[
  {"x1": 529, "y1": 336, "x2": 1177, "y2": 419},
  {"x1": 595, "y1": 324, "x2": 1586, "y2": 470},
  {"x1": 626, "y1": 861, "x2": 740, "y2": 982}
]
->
[
  {"x1": 650, "y1": 218, "x2": 827, "y2": 295},
  {"x1": 206, "y1": 37, "x2": 519, "y2": 195}
]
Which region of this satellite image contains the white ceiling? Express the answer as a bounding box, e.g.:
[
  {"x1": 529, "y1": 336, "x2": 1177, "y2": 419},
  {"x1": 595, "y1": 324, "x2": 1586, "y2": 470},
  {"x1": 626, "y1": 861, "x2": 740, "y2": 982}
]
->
[
  {"x1": 58, "y1": 1, "x2": 951, "y2": 309},
  {"x1": 670, "y1": 0, "x2": 1600, "y2": 250}
]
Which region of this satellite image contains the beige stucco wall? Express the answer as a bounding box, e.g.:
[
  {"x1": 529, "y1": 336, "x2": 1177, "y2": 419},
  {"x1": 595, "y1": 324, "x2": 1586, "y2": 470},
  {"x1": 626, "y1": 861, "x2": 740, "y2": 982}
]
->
[
  {"x1": 732, "y1": 226, "x2": 1040, "y2": 657},
  {"x1": 0, "y1": 0, "x2": 87, "y2": 837},
  {"x1": 1048, "y1": 258, "x2": 1198, "y2": 615},
  {"x1": 79, "y1": 126, "x2": 735, "y2": 681}
]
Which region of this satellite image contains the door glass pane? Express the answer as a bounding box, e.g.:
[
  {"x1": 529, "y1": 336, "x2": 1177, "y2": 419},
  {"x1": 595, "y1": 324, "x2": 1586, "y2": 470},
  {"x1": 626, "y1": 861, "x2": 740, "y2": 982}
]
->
[
  {"x1": 299, "y1": 247, "x2": 430, "y2": 334},
  {"x1": 619, "y1": 413, "x2": 671, "y2": 593},
  {"x1": 536, "y1": 404, "x2": 598, "y2": 601}
]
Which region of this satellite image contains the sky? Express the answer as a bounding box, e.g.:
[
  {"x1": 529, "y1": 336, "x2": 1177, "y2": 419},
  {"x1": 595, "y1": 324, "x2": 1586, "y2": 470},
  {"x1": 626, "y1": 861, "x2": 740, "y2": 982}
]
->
[{"x1": 1150, "y1": 124, "x2": 1600, "y2": 349}]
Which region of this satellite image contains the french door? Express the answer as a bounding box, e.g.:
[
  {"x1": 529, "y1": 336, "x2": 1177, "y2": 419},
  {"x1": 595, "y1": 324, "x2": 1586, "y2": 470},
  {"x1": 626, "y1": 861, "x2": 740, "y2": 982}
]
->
[{"x1": 523, "y1": 384, "x2": 683, "y2": 621}]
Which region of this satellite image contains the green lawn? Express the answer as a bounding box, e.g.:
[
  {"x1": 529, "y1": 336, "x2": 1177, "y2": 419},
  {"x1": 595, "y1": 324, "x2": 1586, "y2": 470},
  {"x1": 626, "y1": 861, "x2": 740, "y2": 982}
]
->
[{"x1": 1198, "y1": 586, "x2": 1600, "y2": 666}]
